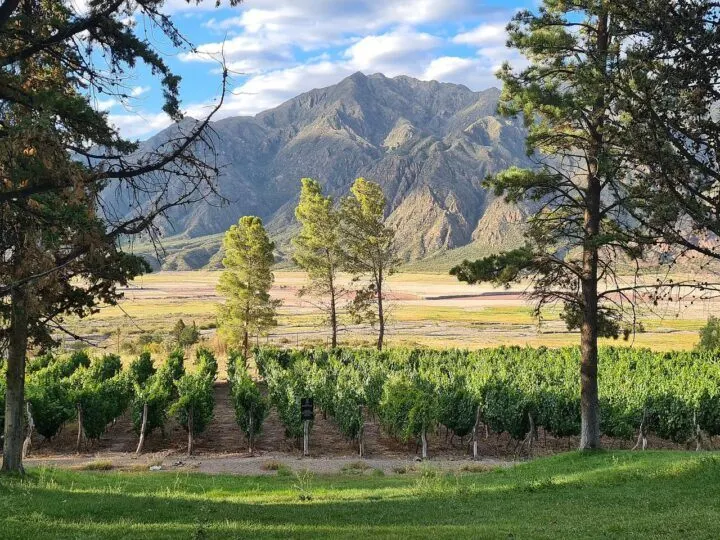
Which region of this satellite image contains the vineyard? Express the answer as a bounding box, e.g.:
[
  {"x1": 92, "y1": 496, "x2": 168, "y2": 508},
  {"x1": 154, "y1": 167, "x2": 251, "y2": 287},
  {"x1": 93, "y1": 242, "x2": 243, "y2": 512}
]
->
[{"x1": 4, "y1": 345, "x2": 720, "y2": 460}]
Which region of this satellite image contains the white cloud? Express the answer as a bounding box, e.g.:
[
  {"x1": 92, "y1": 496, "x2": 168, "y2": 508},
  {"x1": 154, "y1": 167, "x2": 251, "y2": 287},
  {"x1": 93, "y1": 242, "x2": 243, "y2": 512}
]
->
[
  {"x1": 96, "y1": 97, "x2": 117, "y2": 111},
  {"x1": 453, "y1": 23, "x2": 507, "y2": 47},
  {"x1": 344, "y1": 29, "x2": 442, "y2": 73},
  {"x1": 130, "y1": 86, "x2": 151, "y2": 97},
  {"x1": 180, "y1": 34, "x2": 295, "y2": 74}
]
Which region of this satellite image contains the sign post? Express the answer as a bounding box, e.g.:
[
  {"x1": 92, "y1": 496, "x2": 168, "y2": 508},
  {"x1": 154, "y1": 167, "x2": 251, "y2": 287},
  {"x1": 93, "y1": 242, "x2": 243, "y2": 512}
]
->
[{"x1": 300, "y1": 398, "x2": 314, "y2": 457}]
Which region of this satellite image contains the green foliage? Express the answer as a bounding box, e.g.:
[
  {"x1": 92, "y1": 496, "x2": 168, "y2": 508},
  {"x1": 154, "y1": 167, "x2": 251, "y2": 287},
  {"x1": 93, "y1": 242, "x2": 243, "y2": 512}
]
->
[
  {"x1": 71, "y1": 366, "x2": 131, "y2": 442},
  {"x1": 170, "y1": 372, "x2": 215, "y2": 437},
  {"x1": 339, "y1": 178, "x2": 398, "y2": 348},
  {"x1": 257, "y1": 345, "x2": 720, "y2": 449},
  {"x1": 380, "y1": 373, "x2": 438, "y2": 443},
  {"x1": 129, "y1": 352, "x2": 156, "y2": 386},
  {"x1": 132, "y1": 368, "x2": 172, "y2": 437},
  {"x1": 293, "y1": 178, "x2": 344, "y2": 344},
  {"x1": 194, "y1": 347, "x2": 218, "y2": 380},
  {"x1": 264, "y1": 361, "x2": 307, "y2": 439},
  {"x1": 165, "y1": 350, "x2": 186, "y2": 385},
  {"x1": 25, "y1": 367, "x2": 75, "y2": 440},
  {"x1": 451, "y1": 246, "x2": 535, "y2": 288},
  {"x1": 171, "y1": 319, "x2": 200, "y2": 348},
  {"x1": 230, "y1": 369, "x2": 268, "y2": 449},
  {"x1": 217, "y1": 216, "x2": 280, "y2": 355},
  {"x1": 697, "y1": 317, "x2": 720, "y2": 352},
  {"x1": 226, "y1": 349, "x2": 245, "y2": 383},
  {"x1": 90, "y1": 354, "x2": 122, "y2": 382}
]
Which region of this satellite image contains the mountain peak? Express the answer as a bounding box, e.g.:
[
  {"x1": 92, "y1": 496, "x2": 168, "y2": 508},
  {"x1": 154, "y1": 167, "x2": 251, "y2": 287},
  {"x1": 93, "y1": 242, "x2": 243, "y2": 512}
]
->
[{"x1": 128, "y1": 73, "x2": 528, "y2": 270}]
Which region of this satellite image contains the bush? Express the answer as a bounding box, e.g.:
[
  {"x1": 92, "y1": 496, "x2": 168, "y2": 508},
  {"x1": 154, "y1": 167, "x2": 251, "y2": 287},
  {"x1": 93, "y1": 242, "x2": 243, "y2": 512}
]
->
[
  {"x1": 26, "y1": 367, "x2": 75, "y2": 440},
  {"x1": 265, "y1": 363, "x2": 305, "y2": 439},
  {"x1": 171, "y1": 319, "x2": 200, "y2": 348},
  {"x1": 132, "y1": 370, "x2": 172, "y2": 438},
  {"x1": 195, "y1": 347, "x2": 218, "y2": 380},
  {"x1": 226, "y1": 349, "x2": 245, "y2": 384},
  {"x1": 71, "y1": 366, "x2": 131, "y2": 443},
  {"x1": 170, "y1": 371, "x2": 215, "y2": 453},
  {"x1": 697, "y1": 316, "x2": 720, "y2": 351},
  {"x1": 379, "y1": 372, "x2": 438, "y2": 456},
  {"x1": 230, "y1": 369, "x2": 268, "y2": 453},
  {"x1": 165, "y1": 350, "x2": 185, "y2": 384},
  {"x1": 90, "y1": 354, "x2": 122, "y2": 381},
  {"x1": 129, "y1": 352, "x2": 156, "y2": 386}
]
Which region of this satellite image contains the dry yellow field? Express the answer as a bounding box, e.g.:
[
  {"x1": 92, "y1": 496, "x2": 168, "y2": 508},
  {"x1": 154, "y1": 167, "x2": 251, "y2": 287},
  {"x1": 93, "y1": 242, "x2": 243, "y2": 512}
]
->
[{"x1": 62, "y1": 270, "x2": 720, "y2": 354}]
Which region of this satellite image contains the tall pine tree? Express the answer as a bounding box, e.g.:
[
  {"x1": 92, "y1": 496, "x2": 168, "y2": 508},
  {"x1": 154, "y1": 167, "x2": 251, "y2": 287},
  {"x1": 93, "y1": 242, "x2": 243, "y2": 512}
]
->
[
  {"x1": 451, "y1": 1, "x2": 718, "y2": 449},
  {"x1": 292, "y1": 178, "x2": 344, "y2": 348},
  {"x1": 217, "y1": 217, "x2": 280, "y2": 359},
  {"x1": 340, "y1": 178, "x2": 398, "y2": 351}
]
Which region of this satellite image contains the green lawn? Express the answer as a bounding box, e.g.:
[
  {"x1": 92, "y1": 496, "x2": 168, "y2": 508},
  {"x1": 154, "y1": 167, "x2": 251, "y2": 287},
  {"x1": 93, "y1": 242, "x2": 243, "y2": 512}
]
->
[{"x1": 2, "y1": 452, "x2": 720, "y2": 538}]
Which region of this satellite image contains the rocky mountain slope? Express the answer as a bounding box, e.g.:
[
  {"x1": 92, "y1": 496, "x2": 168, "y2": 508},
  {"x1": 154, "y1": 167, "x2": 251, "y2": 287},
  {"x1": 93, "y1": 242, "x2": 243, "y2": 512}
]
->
[{"x1": 126, "y1": 72, "x2": 531, "y2": 270}]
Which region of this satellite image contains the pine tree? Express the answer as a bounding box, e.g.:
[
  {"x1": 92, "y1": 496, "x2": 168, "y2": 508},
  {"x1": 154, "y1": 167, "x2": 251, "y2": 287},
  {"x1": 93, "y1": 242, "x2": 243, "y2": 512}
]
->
[
  {"x1": 339, "y1": 178, "x2": 398, "y2": 350},
  {"x1": 292, "y1": 178, "x2": 344, "y2": 347},
  {"x1": 0, "y1": 0, "x2": 241, "y2": 473},
  {"x1": 217, "y1": 217, "x2": 280, "y2": 359},
  {"x1": 450, "y1": 1, "x2": 718, "y2": 449}
]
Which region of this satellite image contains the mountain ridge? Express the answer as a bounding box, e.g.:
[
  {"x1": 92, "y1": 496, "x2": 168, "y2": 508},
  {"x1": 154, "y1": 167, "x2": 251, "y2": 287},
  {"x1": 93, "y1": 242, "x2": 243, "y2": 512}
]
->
[{"x1": 126, "y1": 72, "x2": 530, "y2": 270}]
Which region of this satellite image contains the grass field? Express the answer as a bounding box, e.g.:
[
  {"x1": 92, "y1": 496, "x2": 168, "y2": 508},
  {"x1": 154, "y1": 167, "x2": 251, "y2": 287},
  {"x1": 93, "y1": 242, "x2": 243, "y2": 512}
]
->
[
  {"x1": 2, "y1": 452, "x2": 719, "y2": 538},
  {"x1": 60, "y1": 270, "x2": 716, "y2": 354}
]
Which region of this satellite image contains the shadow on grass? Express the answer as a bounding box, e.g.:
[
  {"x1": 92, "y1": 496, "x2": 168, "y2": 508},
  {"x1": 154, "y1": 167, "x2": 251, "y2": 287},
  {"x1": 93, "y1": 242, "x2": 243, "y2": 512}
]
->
[{"x1": 2, "y1": 452, "x2": 720, "y2": 539}]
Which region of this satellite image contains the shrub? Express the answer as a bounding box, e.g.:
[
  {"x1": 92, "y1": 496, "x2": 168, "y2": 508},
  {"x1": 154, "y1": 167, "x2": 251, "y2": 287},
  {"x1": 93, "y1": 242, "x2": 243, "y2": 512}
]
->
[
  {"x1": 90, "y1": 354, "x2": 122, "y2": 381},
  {"x1": 170, "y1": 371, "x2": 215, "y2": 454},
  {"x1": 379, "y1": 372, "x2": 438, "y2": 457},
  {"x1": 230, "y1": 369, "x2": 268, "y2": 453},
  {"x1": 132, "y1": 369, "x2": 172, "y2": 444},
  {"x1": 697, "y1": 316, "x2": 720, "y2": 351},
  {"x1": 129, "y1": 352, "x2": 156, "y2": 386},
  {"x1": 195, "y1": 347, "x2": 218, "y2": 380},
  {"x1": 166, "y1": 349, "x2": 185, "y2": 384},
  {"x1": 25, "y1": 367, "x2": 75, "y2": 440}
]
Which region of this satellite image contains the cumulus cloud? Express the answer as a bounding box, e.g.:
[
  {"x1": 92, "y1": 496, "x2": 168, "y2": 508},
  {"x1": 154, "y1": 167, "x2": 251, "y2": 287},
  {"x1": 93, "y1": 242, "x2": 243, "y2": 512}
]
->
[
  {"x1": 453, "y1": 23, "x2": 508, "y2": 47},
  {"x1": 343, "y1": 29, "x2": 442, "y2": 73},
  {"x1": 103, "y1": 1, "x2": 530, "y2": 138}
]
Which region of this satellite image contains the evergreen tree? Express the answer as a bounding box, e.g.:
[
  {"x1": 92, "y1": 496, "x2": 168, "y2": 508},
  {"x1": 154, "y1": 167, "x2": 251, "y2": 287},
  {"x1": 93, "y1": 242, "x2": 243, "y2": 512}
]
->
[
  {"x1": 293, "y1": 178, "x2": 344, "y2": 347},
  {"x1": 217, "y1": 217, "x2": 280, "y2": 359},
  {"x1": 0, "y1": 0, "x2": 241, "y2": 473},
  {"x1": 450, "y1": 1, "x2": 717, "y2": 449},
  {"x1": 339, "y1": 178, "x2": 398, "y2": 350}
]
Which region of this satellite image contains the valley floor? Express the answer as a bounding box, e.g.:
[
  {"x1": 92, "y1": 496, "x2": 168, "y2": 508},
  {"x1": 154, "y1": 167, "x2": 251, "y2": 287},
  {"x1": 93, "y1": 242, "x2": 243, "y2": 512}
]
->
[
  {"x1": 2, "y1": 451, "x2": 719, "y2": 539},
  {"x1": 65, "y1": 271, "x2": 719, "y2": 354}
]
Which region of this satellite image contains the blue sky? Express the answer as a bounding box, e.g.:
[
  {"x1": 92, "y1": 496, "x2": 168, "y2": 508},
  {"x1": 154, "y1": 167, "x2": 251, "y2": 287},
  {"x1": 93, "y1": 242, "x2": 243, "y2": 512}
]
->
[{"x1": 86, "y1": 0, "x2": 534, "y2": 139}]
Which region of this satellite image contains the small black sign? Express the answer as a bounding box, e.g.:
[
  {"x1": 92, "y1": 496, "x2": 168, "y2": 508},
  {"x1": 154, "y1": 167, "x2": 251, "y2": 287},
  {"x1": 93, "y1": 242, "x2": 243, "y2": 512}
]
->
[{"x1": 300, "y1": 398, "x2": 314, "y2": 421}]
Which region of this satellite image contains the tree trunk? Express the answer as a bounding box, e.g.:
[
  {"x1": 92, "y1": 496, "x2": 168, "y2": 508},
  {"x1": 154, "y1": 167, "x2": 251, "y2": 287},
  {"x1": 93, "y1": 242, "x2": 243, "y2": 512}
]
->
[
  {"x1": 578, "y1": 9, "x2": 609, "y2": 453},
  {"x1": 329, "y1": 278, "x2": 338, "y2": 348},
  {"x1": 187, "y1": 407, "x2": 194, "y2": 456},
  {"x1": 420, "y1": 429, "x2": 428, "y2": 459},
  {"x1": 242, "y1": 327, "x2": 249, "y2": 360},
  {"x1": 76, "y1": 404, "x2": 84, "y2": 454},
  {"x1": 22, "y1": 402, "x2": 34, "y2": 459},
  {"x1": 248, "y1": 415, "x2": 254, "y2": 455},
  {"x1": 136, "y1": 402, "x2": 148, "y2": 455},
  {"x1": 580, "y1": 216, "x2": 601, "y2": 449},
  {"x1": 2, "y1": 286, "x2": 29, "y2": 473},
  {"x1": 472, "y1": 405, "x2": 481, "y2": 459},
  {"x1": 358, "y1": 405, "x2": 365, "y2": 458},
  {"x1": 376, "y1": 273, "x2": 384, "y2": 351}
]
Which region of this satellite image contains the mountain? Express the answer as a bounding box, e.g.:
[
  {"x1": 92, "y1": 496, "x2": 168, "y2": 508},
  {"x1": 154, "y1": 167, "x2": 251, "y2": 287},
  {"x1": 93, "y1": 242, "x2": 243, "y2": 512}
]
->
[{"x1": 126, "y1": 72, "x2": 531, "y2": 270}]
